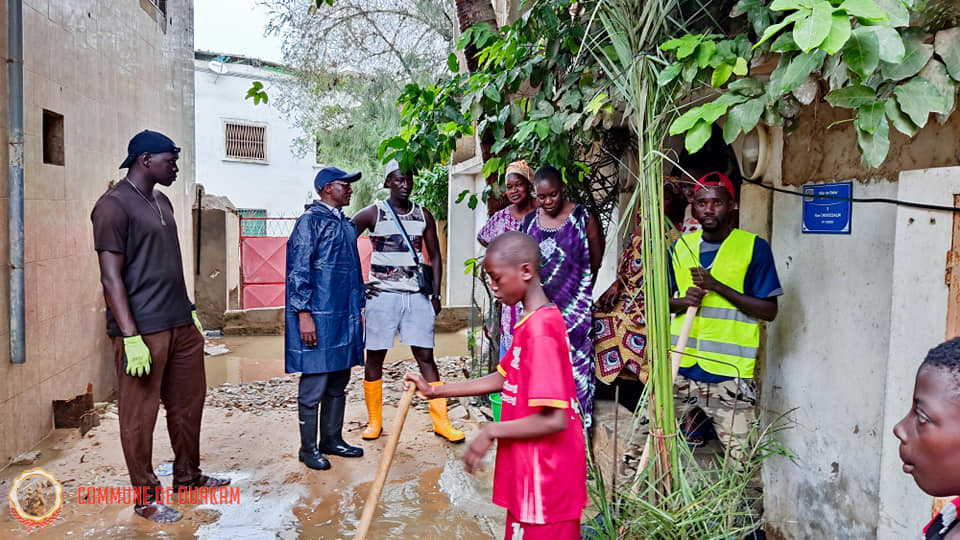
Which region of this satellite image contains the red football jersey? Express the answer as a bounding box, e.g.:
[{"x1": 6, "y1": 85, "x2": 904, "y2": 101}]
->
[{"x1": 492, "y1": 304, "x2": 587, "y2": 524}]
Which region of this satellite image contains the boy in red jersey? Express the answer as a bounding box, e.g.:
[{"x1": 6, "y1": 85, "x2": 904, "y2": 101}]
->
[{"x1": 405, "y1": 231, "x2": 587, "y2": 539}]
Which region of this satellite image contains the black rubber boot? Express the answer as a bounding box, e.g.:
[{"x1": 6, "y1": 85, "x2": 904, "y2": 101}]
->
[
  {"x1": 318, "y1": 395, "x2": 364, "y2": 458},
  {"x1": 298, "y1": 407, "x2": 331, "y2": 470}
]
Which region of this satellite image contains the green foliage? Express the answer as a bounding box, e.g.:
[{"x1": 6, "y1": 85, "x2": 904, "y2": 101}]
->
[
  {"x1": 245, "y1": 81, "x2": 269, "y2": 105},
  {"x1": 662, "y1": 0, "x2": 960, "y2": 167},
  {"x1": 382, "y1": 0, "x2": 621, "y2": 212},
  {"x1": 412, "y1": 164, "x2": 450, "y2": 221}
]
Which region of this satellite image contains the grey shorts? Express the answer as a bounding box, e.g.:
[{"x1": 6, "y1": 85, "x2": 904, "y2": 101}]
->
[{"x1": 364, "y1": 291, "x2": 435, "y2": 350}]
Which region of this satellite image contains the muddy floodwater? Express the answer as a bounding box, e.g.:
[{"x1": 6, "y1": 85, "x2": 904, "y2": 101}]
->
[{"x1": 0, "y1": 333, "x2": 504, "y2": 538}]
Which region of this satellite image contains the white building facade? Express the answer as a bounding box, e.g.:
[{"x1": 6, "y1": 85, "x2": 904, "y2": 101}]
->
[{"x1": 194, "y1": 51, "x2": 316, "y2": 217}]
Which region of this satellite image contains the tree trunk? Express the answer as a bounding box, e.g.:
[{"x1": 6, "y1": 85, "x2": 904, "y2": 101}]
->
[{"x1": 454, "y1": 0, "x2": 498, "y2": 73}]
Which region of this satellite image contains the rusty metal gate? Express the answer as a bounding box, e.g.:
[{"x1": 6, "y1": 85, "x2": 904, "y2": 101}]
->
[{"x1": 239, "y1": 215, "x2": 373, "y2": 309}]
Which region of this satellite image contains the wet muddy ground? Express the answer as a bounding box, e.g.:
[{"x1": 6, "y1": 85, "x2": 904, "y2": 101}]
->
[{"x1": 1, "y1": 334, "x2": 503, "y2": 539}]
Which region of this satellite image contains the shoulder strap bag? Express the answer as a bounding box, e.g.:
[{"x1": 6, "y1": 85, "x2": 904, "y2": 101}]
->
[{"x1": 384, "y1": 200, "x2": 434, "y2": 296}]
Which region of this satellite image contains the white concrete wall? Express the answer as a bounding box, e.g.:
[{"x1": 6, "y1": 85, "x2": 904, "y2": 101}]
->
[
  {"x1": 763, "y1": 177, "x2": 897, "y2": 539},
  {"x1": 762, "y1": 167, "x2": 960, "y2": 539},
  {"x1": 877, "y1": 167, "x2": 960, "y2": 538},
  {"x1": 194, "y1": 60, "x2": 315, "y2": 216}
]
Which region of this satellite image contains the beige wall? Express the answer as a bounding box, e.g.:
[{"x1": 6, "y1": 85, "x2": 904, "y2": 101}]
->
[{"x1": 0, "y1": 0, "x2": 196, "y2": 465}]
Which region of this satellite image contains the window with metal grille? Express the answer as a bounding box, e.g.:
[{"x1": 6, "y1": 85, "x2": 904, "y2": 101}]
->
[{"x1": 224, "y1": 122, "x2": 267, "y2": 162}]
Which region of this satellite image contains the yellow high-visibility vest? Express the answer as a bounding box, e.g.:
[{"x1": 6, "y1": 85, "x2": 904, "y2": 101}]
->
[{"x1": 670, "y1": 229, "x2": 760, "y2": 378}]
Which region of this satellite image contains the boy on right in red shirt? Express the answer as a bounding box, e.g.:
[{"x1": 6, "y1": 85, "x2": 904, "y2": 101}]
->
[
  {"x1": 405, "y1": 231, "x2": 587, "y2": 539},
  {"x1": 894, "y1": 337, "x2": 960, "y2": 539}
]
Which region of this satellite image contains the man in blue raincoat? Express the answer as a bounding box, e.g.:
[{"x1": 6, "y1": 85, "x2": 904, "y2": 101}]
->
[{"x1": 285, "y1": 167, "x2": 366, "y2": 470}]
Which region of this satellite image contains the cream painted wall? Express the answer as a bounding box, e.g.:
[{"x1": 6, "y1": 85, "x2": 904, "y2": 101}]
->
[{"x1": 0, "y1": 0, "x2": 196, "y2": 465}]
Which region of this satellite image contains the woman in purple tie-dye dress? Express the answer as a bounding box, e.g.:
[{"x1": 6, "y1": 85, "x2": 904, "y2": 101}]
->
[{"x1": 522, "y1": 166, "x2": 605, "y2": 427}]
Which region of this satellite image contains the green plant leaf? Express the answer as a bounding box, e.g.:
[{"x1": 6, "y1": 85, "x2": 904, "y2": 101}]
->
[
  {"x1": 843, "y1": 26, "x2": 880, "y2": 77},
  {"x1": 934, "y1": 28, "x2": 960, "y2": 81},
  {"x1": 733, "y1": 57, "x2": 749, "y2": 76},
  {"x1": 682, "y1": 60, "x2": 700, "y2": 83},
  {"x1": 771, "y1": 33, "x2": 800, "y2": 52},
  {"x1": 793, "y1": 1, "x2": 834, "y2": 52},
  {"x1": 857, "y1": 115, "x2": 889, "y2": 167},
  {"x1": 880, "y1": 28, "x2": 934, "y2": 81},
  {"x1": 712, "y1": 62, "x2": 735, "y2": 87},
  {"x1": 668, "y1": 102, "x2": 728, "y2": 135},
  {"x1": 728, "y1": 77, "x2": 766, "y2": 97},
  {"x1": 893, "y1": 77, "x2": 946, "y2": 127},
  {"x1": 825, "y1": 84, "x2": 877, "y2": 107},
  {"x1": 770, "y1": 0, "x2": 802, "y2": 10},
  {"x1": 447, "y1": 53, "x2": 459, "y2": 73},
  {"x1": 657, "y1": 62, "x2": 684, "y2": 86},
  {"x1": 723, "y1": 114, "x2": 742, "y2": 144},
  {"x1": 884, "y1": 95, "x2": 919, "y2": 136},
  {"x1": 685, "y1": 119, "x2": 713, "y2": 153},
  {"x1": 483, "y1": 84, "x2": 501, "y2": 103},
  {"x1": 874, "y1": 0, "x2": 909, "y2": 26},
  {"x1": 866, "y1": 26, "x2": 905, "y2": 63},
  {"x1": 839, "y1": 0, "x2": 889, "y2": 22},
  {"x1": 661, "y1": 34, "x2": 702, "y2": 59},
  {"x1": 856, "y1": 101, "x2": 885, "y2": 132},
  {"x1": 781, "y1": 50, "x2": 827, "y2": 93},
  {"x1": 585, "y1": 92, "x2": 608, "y2": 114},
  {"x1": 481, "y1": 157, "x2": 502, "y2": 177},
  {"x1": 723, "y1": 97, "x2": 766, "y2": 143},
  {"x1": 755, "y1": 10, "x2": 808, "y2": 48},
  {"x1": 821, "y1": 13, "x2": 852, "y2": 53},
  {"x1": 918, "y1": 59, "x2": 956, "y2": 114},
  {"x1": 695, "y1": 41, "x2": 717, "y2": 68}
]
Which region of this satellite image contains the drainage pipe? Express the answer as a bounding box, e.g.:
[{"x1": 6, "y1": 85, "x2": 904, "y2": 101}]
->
[{"x1": 8, "y1": 0, "x2": 24, "y2": 363}]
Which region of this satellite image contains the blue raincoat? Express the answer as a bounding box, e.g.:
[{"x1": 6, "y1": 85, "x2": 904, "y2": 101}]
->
[{"x1": 285, "y1": 202, "x2": 365, "y2": 374}]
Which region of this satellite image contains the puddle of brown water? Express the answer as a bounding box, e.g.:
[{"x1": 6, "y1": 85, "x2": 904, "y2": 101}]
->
[
  {"x1": 204, "y1": 330, "x2": 470, "y2": 386},
  {"x1": 298, "y1": 466, "x2": 497, "y2": 539}
]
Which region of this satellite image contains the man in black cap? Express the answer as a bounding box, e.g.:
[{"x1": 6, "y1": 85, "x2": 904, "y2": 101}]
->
[
  {"x1": 91, "y1": 130, "x2": 229, "y2": 523},
  {"x1": 285, "y1": 167, "x2": 366, "y2": 470}
]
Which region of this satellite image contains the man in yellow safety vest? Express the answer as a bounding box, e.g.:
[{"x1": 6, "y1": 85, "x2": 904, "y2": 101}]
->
[{"x1": 669, "y1": 172, "x2": 782, "y2": 460}]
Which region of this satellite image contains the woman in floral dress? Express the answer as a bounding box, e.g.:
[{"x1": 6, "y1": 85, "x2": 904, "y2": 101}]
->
[{"x1": 477, "y1": 161, "x2": 537, "y2": 356}]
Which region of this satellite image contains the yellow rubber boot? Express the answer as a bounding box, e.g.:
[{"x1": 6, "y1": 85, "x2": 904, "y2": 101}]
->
[
  {"x1": 429, "y1": 381, "x2": 465, "y2": 443},
  {"x1": 361, "y1": 379, "x2": 382, "y2": 440}
]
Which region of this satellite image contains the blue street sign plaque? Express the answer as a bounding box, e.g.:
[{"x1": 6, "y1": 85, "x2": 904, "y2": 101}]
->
[{"x1": 802, "y1": 181, "x2": 852, "y2": 234}]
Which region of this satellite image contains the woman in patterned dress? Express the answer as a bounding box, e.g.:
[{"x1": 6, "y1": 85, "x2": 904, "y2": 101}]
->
[
  {"x1": 477, "y1": 161, "x2": 537, "y2": 356},
  {"x1": 522, "y1": 166, "x2": 605, "y2": 428},
  {"x1": 592, "y1": 180, "x2": 684, "y2": 411}
]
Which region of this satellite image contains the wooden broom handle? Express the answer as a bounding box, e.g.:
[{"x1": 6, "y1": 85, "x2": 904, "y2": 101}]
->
[
  {"x1": 636, "y1": 305, "x2": 698, "y2": 478},
  {"x1": 355, "y1": 385, "x2": 417, "y2": 540}
]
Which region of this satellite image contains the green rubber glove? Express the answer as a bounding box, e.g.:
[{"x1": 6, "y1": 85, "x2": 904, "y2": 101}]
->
[
  {"x1": 192, "y1": 310, "x2": 203, "y2": 333},
  {"x1": 123, "y1": 335, "x2": 152, "y2": 377}
]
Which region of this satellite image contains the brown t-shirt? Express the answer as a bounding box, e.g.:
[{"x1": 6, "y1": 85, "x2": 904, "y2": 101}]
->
[{"x1": 90, "y1": 181, "x2": 193, "y2": 337}]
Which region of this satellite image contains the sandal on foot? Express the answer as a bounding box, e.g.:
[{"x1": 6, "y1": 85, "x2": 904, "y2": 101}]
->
[
  {"x1": 134, "y1": 503, "x2": 182, "y2": 523},
  {"x1": 173, "y1": 474, "x2": 231, "y2": 491}
]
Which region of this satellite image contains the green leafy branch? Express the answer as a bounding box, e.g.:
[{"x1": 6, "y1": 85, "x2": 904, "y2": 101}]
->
[
  {"x1": 380, "y1": 0, "x2": 618, "y2": 210},
  {"x1": 663, "y1": 0, "x2": 960, "y2": 167}
]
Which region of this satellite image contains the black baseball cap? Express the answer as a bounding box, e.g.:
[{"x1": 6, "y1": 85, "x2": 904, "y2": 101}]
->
[
  {"x1": 119, "y1": 130, "x2": 181, "y2": 169},
  {"x1": 314, "y1": 167, "x2": 361, "y2": 191}
]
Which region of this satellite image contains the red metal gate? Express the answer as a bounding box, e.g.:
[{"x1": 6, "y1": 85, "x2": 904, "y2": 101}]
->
[{"x1": 239, "y1": 216, "x2": 373, "y2": 309}]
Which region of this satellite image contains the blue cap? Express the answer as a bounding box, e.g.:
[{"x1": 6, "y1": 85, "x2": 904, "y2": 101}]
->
[
  {"x1": 314, "y1": 167, "x2": 361, "y2": 191},
  {"x1": 119, "y1": 130, "x2": 181, "y2": 169}
]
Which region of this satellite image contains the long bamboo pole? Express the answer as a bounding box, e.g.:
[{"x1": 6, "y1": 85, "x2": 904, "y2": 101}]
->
[{"x1": 355, "y1": 385, "x2": 417, "y2": 540}]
